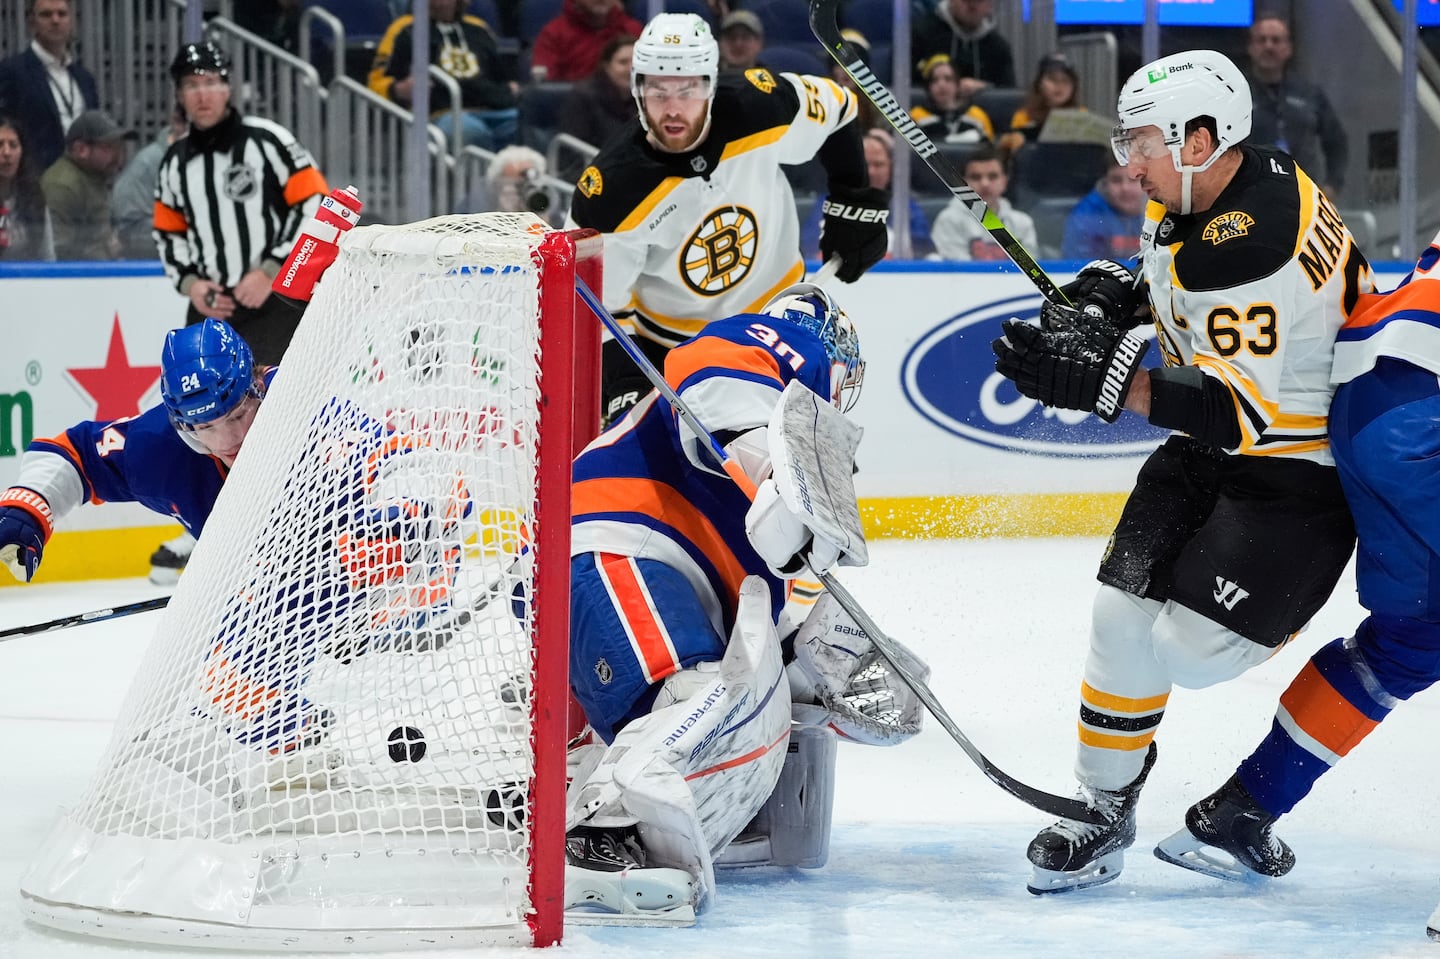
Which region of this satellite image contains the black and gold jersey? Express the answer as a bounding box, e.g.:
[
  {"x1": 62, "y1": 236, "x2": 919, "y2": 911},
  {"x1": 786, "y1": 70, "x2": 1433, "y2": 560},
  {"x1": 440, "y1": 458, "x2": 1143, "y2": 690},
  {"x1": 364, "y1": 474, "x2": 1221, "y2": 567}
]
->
[
  {"x1": 1139, "y1": 146, "x2": 1374, "y2": 463},
  {"x1": 568, "y1": 68, "x2": 860, "y2": 347}
]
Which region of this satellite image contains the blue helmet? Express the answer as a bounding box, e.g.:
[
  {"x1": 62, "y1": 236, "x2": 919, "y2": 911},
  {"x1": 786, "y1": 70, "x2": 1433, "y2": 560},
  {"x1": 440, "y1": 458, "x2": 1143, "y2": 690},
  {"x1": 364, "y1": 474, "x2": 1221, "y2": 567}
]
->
[
  {"x1": 160, "y1": 318, "x2": 257, "y2": 428},
  {"x1": 760, "y1": 283, "x2": 865, "y2": 411}
]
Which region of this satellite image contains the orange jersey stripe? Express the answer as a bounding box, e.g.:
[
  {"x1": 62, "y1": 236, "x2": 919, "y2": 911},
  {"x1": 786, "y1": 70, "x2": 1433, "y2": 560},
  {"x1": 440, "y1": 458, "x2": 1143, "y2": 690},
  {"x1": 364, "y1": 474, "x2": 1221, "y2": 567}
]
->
[
  {"x1": 598, "y1": 553, "x2": 680, "y2": 684},
  {"x1": 1278, "y1": 661, "x2": 1379, "y2": 758},
  {"x1": 153, "y1": 200, "x2": 187, "y2": 234},
  {"x1": 665, "y1": 335, "x2": 783, "y2": 393},
  {"x1": 283, "y1": 167, "x2": 329, "y2": 207},
  {"x1": 572, "y1": 476, "x2": 749, "y2": 608}
]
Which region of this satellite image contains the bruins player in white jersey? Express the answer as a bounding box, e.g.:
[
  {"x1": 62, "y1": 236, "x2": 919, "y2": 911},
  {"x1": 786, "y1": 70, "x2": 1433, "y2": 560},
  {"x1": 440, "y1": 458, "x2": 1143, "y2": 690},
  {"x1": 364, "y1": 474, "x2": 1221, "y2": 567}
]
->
[
  {"x1": 992, "y1": 50, "x2": 1371, "y2": 895},
  {"x1": 568, "y1": 13, "x2": 888, "y2": 425}
]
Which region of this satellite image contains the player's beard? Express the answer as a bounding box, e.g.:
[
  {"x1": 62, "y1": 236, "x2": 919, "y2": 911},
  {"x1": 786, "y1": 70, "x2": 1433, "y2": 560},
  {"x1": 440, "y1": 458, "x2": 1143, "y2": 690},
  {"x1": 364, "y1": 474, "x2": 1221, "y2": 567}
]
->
[{"x1": 646, "y1": 106, "x2": 709, "y2": 153}]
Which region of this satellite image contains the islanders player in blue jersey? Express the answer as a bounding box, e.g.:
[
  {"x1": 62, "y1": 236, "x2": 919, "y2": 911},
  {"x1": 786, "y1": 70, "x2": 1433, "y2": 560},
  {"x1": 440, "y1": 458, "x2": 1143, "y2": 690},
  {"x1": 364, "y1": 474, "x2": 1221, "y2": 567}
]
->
[
  {"x1": 0, "y1": 317, "x2": 272, "y2": 585},
  {"x1": 1153, "y1": 229, "x2": 1440, "y2": 906},
  {"x1": 561, "y1": 283, "x2": 928, "y2": 921}
]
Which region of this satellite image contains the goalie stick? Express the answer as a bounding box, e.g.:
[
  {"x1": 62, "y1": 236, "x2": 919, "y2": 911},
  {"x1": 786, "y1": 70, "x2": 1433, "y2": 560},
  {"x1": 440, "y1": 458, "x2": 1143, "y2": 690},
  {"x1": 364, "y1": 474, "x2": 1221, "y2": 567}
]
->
[
  {"x1": 575, "y1": 277, "x2": 1108, "y2": 825},
  {"x1": 808, "y1": 0, "x2": 1069, "y2": 306}
]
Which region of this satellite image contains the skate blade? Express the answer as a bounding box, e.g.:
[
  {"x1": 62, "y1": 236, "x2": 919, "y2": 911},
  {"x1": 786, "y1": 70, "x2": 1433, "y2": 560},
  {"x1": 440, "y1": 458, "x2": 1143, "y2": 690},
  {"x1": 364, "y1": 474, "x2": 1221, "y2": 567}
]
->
[
  {"x1": 1153, "y1": 826, "x2": 1257, "y2": 882},
  {"x1": 563, "y1": 864, "x2": 697, "y2": 926},
  {"x1": 1026, "y1": 850, "x2": 1124, "y2": 895}
]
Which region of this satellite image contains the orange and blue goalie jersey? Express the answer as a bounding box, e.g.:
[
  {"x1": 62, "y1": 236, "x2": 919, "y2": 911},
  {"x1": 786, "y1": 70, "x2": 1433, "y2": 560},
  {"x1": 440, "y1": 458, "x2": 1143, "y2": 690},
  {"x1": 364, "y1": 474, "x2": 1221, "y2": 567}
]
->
[{"x1": 569, "y1": 313, "x2": 838, "y2": 738}]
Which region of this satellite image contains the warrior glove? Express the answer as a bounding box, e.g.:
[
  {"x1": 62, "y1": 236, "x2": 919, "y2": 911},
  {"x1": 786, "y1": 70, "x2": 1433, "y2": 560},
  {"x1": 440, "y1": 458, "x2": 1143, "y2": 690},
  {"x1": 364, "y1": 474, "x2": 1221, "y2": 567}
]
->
[
  {"x1": 0, "y1": 487, "x2": 53, "y2": 582},
  {"x1": 1049, "y1": 258, "x2": 1149, "y2": 335},
  {"x1": 818, "y1": 184, "x2": 889, "y2": 283},
  {"x1": 272, "y1": 184, "x2": 364, "y2": 303},
  {"x1": 993, "y1": 316, "x2": 1149, "y2": 423}
]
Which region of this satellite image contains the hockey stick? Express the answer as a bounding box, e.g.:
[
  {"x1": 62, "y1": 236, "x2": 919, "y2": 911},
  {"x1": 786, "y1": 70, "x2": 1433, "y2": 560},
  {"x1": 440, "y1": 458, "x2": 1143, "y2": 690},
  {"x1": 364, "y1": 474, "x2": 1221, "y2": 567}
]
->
[
  {"x1": 808, "y1": 0, "x2": 1069, "y2": 306},
  {"x1": 576, "y1": 278, "x2": 1106, "y2": 824},
  {"x1": 0, "y1": 596, "x2": 170, "y2": 642}
]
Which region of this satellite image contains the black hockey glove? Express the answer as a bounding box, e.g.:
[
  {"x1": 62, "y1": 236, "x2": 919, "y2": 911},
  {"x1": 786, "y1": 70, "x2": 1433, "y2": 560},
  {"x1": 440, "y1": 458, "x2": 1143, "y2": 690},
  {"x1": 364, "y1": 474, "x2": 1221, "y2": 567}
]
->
[
  {"x1": 1049, "y1": 259, "x2": 1149, "y2": 336},
  {"x1": 600, "y1": 335, "x2": 655, "y2": 429},
  {"x1": 992, "y1": 318, "x2": 1149, "y2": 423},
  {"x1": 819, "y1": 184, "x2": 889, "y2": 283}
]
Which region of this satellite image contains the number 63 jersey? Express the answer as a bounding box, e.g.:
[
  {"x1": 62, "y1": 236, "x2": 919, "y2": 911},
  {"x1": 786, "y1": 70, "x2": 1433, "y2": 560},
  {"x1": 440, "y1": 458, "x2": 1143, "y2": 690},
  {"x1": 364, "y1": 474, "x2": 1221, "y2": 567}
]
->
[
  {"x1": 568, "y1": 69, "x2": 860, "y2": 348},
  {"x1": 1138, "y1": 146, "x2": 1374, "y2": 464}
]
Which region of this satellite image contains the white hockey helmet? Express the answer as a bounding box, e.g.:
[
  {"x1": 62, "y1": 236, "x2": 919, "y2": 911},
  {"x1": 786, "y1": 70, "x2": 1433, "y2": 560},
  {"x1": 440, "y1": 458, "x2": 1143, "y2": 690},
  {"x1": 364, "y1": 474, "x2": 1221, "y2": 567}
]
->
[
  {"x1": 631, "y1": 13, "x2": 719, "y2": 142},
  {"x1": 1112, "y1": 49, "x2": 1251, "y2": 175},
  {"x1": 760, "y1": 283, "x2": 865, "y2": 412}
]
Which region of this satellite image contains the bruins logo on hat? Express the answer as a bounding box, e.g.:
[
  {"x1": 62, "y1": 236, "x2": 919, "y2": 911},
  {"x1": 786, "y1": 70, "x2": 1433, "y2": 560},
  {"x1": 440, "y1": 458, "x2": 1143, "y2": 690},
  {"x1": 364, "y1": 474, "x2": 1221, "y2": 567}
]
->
[
  {"x1": 1202, "y1": 211, "x2": 1254, "y2": 245},
  {"x1": 578, "y1": 165, "x2": 603, "y2": 198}
]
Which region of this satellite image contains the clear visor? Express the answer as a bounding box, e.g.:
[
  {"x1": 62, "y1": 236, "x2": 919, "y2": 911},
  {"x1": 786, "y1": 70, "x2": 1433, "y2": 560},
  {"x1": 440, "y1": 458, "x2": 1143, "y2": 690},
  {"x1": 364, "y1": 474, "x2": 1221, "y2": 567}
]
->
[
  {"x1": 639, "y1": 77, "x2": 713, "y2": 103},
  {"x1": 1110, "y1": 124, "x2": 1170, "y2": 165}
]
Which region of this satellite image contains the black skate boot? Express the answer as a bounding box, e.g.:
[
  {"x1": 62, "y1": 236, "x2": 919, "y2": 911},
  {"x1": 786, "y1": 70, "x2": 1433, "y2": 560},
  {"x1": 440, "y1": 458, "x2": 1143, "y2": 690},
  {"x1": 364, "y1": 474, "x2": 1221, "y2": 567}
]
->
[
  {"x1": 1026, "y1": 743, "x2": 1157, "y2": 895},
  {"x1": 149, "y1": 531, "x2": 195, "y2": 585},
  {"x1": 564, "y1": 824, "x2": 697, "y2": 923},
  {"x1": 1153, "y1": 775, "x2": 1294, "y2": 880}
]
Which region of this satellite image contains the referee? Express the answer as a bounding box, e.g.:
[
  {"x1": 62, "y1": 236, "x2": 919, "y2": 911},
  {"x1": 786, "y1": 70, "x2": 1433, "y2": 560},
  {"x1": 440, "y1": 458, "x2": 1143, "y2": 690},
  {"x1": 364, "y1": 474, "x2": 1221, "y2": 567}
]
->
[{"x1": 153, "y1": 41, "x2": 329, "y2": 366}]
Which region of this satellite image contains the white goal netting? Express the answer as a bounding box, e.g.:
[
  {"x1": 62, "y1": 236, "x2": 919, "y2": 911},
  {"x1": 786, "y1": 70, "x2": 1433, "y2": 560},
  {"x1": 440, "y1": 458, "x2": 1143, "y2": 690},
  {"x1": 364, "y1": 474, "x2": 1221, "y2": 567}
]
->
[{"x1": 19, "y1": 213, "x2": 592, "y2": 950}]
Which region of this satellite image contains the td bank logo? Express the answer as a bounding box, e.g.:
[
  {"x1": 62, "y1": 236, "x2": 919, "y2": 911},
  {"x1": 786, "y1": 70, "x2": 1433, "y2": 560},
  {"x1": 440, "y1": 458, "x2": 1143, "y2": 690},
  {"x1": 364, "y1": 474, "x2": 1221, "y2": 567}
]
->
[
  {"x1": 0, "y1": 391, "x2": 33, "y2": 457},
  {"x1": 1147, "y1": 68, "x2": 1167, "y2": 82}
]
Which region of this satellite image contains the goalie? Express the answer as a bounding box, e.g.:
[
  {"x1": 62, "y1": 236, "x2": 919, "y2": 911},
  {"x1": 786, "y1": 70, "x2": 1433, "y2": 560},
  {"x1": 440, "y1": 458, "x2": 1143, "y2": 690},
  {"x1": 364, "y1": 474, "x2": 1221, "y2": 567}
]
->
[{"x1": 564, "y1": 283, "x2": 929, "y2": 922}]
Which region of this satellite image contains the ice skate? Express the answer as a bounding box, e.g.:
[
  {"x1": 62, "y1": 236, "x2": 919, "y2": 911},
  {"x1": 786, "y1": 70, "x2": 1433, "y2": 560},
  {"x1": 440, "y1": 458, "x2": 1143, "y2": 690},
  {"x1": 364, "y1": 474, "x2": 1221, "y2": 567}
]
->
[
  {"x1": 1026, "y1": 743, "x2": 1157, "y2": 895},
  {"x1": 148, "y1": 530, "x2": 195, "y2": 585},
  {"x1": 1154, "y1": 775, "x2": 1294, "y2": 881},
  {"x1": 564, "y1": 825, "x2": 697, "y2": 925}
]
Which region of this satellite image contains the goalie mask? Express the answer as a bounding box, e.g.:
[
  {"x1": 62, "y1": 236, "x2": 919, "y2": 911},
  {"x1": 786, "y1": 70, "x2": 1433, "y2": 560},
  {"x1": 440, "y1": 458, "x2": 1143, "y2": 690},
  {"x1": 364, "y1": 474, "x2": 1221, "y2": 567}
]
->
[
  {"x1": 631, "y1": 13, "x2": 718, "y2": 151},
  {"x1": 161, "y1": 318, "x2": 264, "y2": 435},
  {"x1": 760, "y1": 283, "x2": 865, "y2": 412}
]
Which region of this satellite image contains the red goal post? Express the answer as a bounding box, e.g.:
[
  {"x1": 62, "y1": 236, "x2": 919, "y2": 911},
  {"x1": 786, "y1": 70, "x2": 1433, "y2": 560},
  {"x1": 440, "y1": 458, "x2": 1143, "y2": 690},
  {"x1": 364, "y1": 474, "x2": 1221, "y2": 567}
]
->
[{"x1": 19, "y1": 215, "x2": 601, "y2": 949}]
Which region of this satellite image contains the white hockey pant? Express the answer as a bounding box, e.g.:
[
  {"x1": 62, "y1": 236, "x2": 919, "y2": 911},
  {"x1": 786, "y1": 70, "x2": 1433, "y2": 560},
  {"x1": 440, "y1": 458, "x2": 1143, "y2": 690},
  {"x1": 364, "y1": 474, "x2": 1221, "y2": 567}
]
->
[
  {"x1": 567, "y1": 576, "x2": 792, "y2": 908},
  {"x1": 1077, "y1": 584, "x2": 1277, "y2": 790}
]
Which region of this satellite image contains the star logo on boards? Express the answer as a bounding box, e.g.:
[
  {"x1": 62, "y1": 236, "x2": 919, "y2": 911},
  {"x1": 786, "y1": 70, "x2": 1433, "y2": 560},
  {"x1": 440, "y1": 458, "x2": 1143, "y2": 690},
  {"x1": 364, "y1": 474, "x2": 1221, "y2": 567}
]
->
[{"x1": 66, "y1": 314, "x2": 162, "y2": 420}]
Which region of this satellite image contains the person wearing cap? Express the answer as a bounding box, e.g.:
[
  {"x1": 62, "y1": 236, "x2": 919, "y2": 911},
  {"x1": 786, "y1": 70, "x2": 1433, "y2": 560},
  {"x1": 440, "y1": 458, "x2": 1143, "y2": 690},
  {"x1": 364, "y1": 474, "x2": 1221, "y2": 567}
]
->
[
  {"x1": 530, "y1": 0, "x2": 643, "y2": 83},
  {"x1": 718, "y1": 10, "x2": 765, "y2": 73},
  {"x1": 154, "y1": 41, "x2": 329, "y2": 367},
  {"x1": 996, "y1": 52, "x2": 1082, "y2": 154},
  {"x1": 40, "y1": 108, "x2": 123, "y2": 260},
  {"x1": 568, "y1": 12, "x2": 888, "y2": 426},
  {"x1": 0, "y1": 0, "x2": 99, "y2": 172}
]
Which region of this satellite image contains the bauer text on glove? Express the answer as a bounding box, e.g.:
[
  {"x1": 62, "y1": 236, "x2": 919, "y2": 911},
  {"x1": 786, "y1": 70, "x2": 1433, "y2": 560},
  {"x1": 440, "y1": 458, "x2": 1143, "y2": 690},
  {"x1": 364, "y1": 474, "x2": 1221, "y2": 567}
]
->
[
  {"x1": 0, "y1": 487, "x2": 53, "y2": 582},
  {"x1": 992, "y1": 318, "x2": 1149, "y2": 423},
  {"x1": 272, "y1": 185, "x2": 364, "y2": 303},
  {"x1": 744, "y1": 477, "x2": 844, "y2": 577},
  {"x1": 819, "y1": 184, "x2": 889, "y2": 283}
]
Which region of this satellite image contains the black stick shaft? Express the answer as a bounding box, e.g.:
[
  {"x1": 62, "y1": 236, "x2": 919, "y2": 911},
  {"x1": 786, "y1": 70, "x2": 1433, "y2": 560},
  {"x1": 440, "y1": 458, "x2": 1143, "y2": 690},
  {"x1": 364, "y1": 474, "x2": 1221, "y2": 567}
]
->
[{"x1": 0, "y1": 596, "x2": 170, "y2": 642}]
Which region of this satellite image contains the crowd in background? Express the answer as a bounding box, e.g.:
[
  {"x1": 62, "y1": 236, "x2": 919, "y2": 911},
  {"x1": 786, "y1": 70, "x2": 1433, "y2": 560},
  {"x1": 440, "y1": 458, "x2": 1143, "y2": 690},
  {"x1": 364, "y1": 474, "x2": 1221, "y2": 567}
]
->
[{"x1": 0, "y1": 0, "x2": 1351, "y2": 265}]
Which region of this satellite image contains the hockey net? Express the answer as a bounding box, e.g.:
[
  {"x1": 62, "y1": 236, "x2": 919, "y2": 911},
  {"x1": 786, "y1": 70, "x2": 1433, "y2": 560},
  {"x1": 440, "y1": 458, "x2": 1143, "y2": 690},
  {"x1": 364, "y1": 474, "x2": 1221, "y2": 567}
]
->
[{"x1": 19, "y1": 214, "x2": 601, "y2": 949}]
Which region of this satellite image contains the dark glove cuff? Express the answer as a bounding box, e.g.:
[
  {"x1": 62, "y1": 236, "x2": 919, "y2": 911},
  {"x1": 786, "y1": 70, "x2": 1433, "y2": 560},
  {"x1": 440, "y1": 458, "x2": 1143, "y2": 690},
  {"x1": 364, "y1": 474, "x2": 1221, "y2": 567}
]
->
[{"x1": 1092, "y1": 331, "x2": 1149, "y2": 422}]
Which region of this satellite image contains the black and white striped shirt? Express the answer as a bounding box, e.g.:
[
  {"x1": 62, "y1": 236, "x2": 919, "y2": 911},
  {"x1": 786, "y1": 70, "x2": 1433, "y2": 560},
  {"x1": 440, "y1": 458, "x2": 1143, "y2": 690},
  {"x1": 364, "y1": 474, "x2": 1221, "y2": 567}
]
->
[{"x1": 153, "y1": 108, "x2": 327, "y2": 291}]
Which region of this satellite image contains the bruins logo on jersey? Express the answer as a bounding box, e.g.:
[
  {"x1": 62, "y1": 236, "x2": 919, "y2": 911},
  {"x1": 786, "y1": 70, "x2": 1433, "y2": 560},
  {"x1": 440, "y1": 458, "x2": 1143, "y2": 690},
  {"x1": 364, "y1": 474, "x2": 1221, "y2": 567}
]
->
[
  {"x1": 680, "y1": 205, "x2": 759, "y2": 296},
  {"x1": 745, "y1": 68, "x2": 777, "y2": 93},
  {"x1": 578, "y1": 166, "x2": 603, "y2": 198},
  {"x1": 1201, "y1": 211, "x2": 1255, "y2": 245}
]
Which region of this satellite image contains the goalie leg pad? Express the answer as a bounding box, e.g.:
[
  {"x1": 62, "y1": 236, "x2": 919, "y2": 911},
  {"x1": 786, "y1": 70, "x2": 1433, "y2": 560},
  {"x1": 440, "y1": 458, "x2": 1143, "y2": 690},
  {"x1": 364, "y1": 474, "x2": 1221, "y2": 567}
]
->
[
  {"x1": 716, "y1": 723, "x2": 837, "y2": 869},
  {"x1": 567, "y1": 576, "x2": 792, "y2": 910}
]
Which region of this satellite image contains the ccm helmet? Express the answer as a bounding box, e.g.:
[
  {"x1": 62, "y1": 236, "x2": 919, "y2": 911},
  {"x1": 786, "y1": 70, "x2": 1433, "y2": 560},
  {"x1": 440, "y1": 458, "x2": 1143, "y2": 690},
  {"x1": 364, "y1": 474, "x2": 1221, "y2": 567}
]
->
[
  {"x1": 160, "y1": 318, "x2": 258, "y2": 429},
  {"x1": 631, "y1": 13, "x2": 719, "y2": 143},
  {"x1": 760, "y1": 283, "x2": 865, "y2": 411},
  {"x1": 170, "y1": 41, "x2": 231, "y2": 85},
  {"x1": 1113, "y1": 50, "x2": 1250, "y2": 174}
]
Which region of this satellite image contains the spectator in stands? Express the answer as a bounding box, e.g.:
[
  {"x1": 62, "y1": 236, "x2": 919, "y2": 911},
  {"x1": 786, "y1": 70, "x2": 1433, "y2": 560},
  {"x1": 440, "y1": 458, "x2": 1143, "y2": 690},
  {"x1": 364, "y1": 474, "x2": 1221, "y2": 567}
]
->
[
  {"x1": 718, "y1": 11, "x2": 766, "y2": 73},
  {"x1": 112, "y1": 104, "x2": 188, "y2": 260},
  {"x1": 0, "y1": 0, "x2": 98, "y2": 172},
  {"x1": 233, "y1": 0, "x2": 301, "y2": 58},
  {"x1": 997, "y1": 52, "x2": 1081, "y2": 156},
  {"x1": 557, "y1": 34, "x2": 637, "y2": 179},
  {"x1": 910, "y1": 0, "x2": 1015, "y2": 92},
  {"x1": 911, "y1": 55, "x2": 993, "y2": 144},
  {"x1": 1059, "y1": 155, "x2": 1145, "y2": 260},
  {"x1": 464, "y1": 144, "x2": 565, "y2": 227},
  {"x1": 930, "y1": 143, "x2": 1034, "y2": 261},
  {"x1": 828, "y1": 29, "x2": 884, "y2": 132},
  {"x1": 41, "y1": 110, "x2": 122, "y2": 261},
  {"x1": 369, "y1": 0, "x2": 520, "y2": 152},
  {"x1": 1245, "y1": 14, "x2": 1349, "y2": 199},
  {"x1": 530, "y1": 0, "x2": 644, "y2": 83},
  {"x1": 804, "y1": 126, "x2": 933, "y2": 261},
  {"x1": 0, "y1": 114, "x2": 51, "y2": 260}
]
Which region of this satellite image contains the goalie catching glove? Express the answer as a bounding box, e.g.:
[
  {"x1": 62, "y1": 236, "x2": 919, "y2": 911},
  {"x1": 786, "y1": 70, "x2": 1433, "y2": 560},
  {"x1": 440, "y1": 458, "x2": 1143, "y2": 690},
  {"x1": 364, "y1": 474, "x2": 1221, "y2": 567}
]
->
[
  {"x1": 0, "y1": 487, "x2": 52, "y2": 582},
  {"x1": 992, "y1": 315, "x2": 1149, "y2": 423},
  {"x1": 271, "y1": 184, "x2": 363, "y2": 303},
  {"x1": 818, "y1": 184, "x2": 889, "y2": 283}
]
